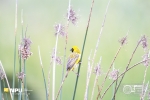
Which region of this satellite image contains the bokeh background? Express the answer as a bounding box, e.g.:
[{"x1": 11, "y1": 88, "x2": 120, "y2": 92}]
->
[{"x1": 0, "y1": 0, "x2": 150, "y2": 100}]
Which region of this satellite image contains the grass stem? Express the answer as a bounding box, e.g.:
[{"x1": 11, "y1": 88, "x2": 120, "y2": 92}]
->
[
  {"x1": 0, "y1": 79, "x2": 1, "y2": 100},
  {"x1": 112, "y1": 38, "x2": 142, "y2": 99},
  {"x1": 90, "y1": 57, "x2": 102, "y2": 100},
  {"x1": 23, "y1": 60, "x2": 28, "y2": 100},
  {"x1": 100, "y1": 59, "x2": 150, "y2": 99},
  {"x1": 56, "y1": 71, "x2": 70, "y2": 100},
  {"x1": 84, "y1": 51, "x2": 93, "y2": 100},
  {"x1": 60, "y1": 0, "x2": 70, "y2": 97},
  {"x1": 97, "y1": 45, "x2": 121, "y2": 99},
  {"x1": 72, "y1": 0, "x2": 95, "y2": 99},
  {"x1": 0, "y1": 61, "x2": 13, "y2": 100},
  {"x1": 38, "y1": 46, "x2": 48, "y2": 100},
  {"x1": 13, "y1": 0, "x2": 18, "y2": 99},
  {"x1": 140, "y1": 51, "x2": 150, "y2": 100},
  {"x1": 52, "y1": 24, "x2": 61, "y2": 100}
]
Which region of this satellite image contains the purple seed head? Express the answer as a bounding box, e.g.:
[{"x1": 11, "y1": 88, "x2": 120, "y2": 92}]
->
[
  {"x1": 55, "y1": 56, "x2": 62, "y2": 65},
  {"x1": 109, "y1": 69, "x2": 119, "y2": 80},
  {"x1": 54, "y1": 23, "x2": 66, "y2": 37},
  {"x1": 119, "y1": 36, "x2": 127, "y2": 46},
  {"x1": 141, "y1": 35, "x2": 148, "y2": 50},
  {"x1": 17, "y1": 71, "x2": 25, "y2": 81},
  {"x1": 93, "y1": 63, "x2": 101, "y2": 76},
  {"x1": 18, "y1": 37, "x2": 32, "y2": 59},
  {"x1": 51, "y1": 48, "x2": 62, "y2": 65},
  {"x1": 67, "y1": 7, "x2": 78, "y2": 25},
  {"x1": 142, "y1": 52, "x2": 150, "y2": 67}
]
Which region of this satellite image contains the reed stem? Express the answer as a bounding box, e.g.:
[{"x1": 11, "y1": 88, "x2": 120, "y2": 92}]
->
[
  {"x1": 72, "y1": 0, "x2": 95, "y2": 99},
  {"x1": 38, "y1": 46, "x2": 48, "y2": 100}
]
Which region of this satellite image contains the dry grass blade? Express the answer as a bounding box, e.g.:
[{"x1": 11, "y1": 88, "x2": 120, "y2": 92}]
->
[
  {"x1": 0, "y1": 61, "x2": 13, "y2": 100},
  {"x1": 100, "y1": 59, "x2": 150, "y2": 99},
  {"x1": 38, "y1": 46, "x2": 48, "y2": 100},
  {"x1": 55, "y1": 71, "x2": 70, "y2": 100}
]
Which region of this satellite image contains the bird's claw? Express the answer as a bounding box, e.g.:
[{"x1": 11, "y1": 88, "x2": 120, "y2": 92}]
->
[
  {"x1": 72, "y1": 70, "x2": 80, "y2": 76},
  {"x1": 76, "y1": 73, "x2": 80, "y2": 76}
]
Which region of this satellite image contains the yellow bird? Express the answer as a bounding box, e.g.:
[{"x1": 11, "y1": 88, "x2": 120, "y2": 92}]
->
[
  {"x1": 55, "y1": 46, "x2": 81, "y2": 100},
  {"x1": 67, "y1": 46, "x2": 81, "y2": 71}
]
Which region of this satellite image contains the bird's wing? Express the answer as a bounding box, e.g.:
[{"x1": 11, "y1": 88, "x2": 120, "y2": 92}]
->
[{"x1": 67, "y1": 53, "x2": 80, "y2": 71}]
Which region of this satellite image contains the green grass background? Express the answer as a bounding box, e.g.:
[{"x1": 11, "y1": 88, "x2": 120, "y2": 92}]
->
[{"x1": 0, "y1": 0, "x2": 150, "y2": 100}]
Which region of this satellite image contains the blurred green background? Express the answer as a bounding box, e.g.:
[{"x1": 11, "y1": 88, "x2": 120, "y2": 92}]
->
[{"x1": 0, "y1": 0, "x2": 150, "y2": 100}]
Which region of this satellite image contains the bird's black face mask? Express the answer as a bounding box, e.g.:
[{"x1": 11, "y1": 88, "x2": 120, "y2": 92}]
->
[{"x1": 70, "y1": 48, "x2": 74, "y2": 52}]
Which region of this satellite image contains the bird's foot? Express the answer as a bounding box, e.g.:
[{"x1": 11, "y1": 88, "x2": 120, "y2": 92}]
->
[{"x1": 72, "y1": 70, "x2": 80, "y2": 76}]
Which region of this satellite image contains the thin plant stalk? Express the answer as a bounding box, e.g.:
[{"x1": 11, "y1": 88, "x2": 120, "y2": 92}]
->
[
  {"x1": 141, "y1": 66, "x2": 148, "y2": 100},
  {"x1": 21, "y1": 9, "x2": 24, "y2": 38},
  {"x1": 98, "y1": 29, "x2": 129, "y2": 99},
  {"x1": 22, "y1": 29, "x2": 27, "y2": 99},
  {"x1": 141, "y1": 51, "x2": 150, "y2": 100},
  {"x1": 20, "y1": 82, "x2": 23, "y2": 100},
  {"x1": 112, "y1": 64, "x2": 115, "y2": 99},
  {"x1": 0, "y1": 80, "x2": 1, "y2": 100},
  {"x1": 47, "y1": 59, "x2": 52, "y2": 99},
  {"x1": 23, "y1": 29, "x2": 27, "y2": 100},
  {"x1": 142, "y1": 81, "x2": 149, "y2": 100},
  {"x1": 91, "y1": 57, "x2": 102, "y2": 100},
  {"x1": 112, "y1": 82, "x2": 114, "y2": 99},
  {"x1": 59, "y1": 18, "x2": 70, "y2": 100},
  {"x1": 97, "y1": 45, "x2": 121, "y2": 99},
  {"x1": 18, "y1": 55, "x2": 22, "y2": 100},
  {"x1": 0, "y1": 61, "x2": 13, "y2": 100},
  {"x1": 13, "y1": 36, "x2": 16, "y2": 100},
  {"x1": 60, "y1": 51, "x2": 66, "y2": 100},
  {"x1": 18, "y1": 41, "x2": 22, "y2": 100},
  {"x1": 14, "y1": 0, "x2": 18, "y2": 36},
  {"x1": 38, "y1": 46, "x2": 48, "y2": 100},
  {"x1": 23, "y1": 60, "x2": 28, "y2": 100},
  {"x1": 113, "y1": 38, "x2": 143, "y2": 98},
  {"x1": 13, "y1": 0, "x2": 17, "y2": 99},
  {"x1": 59, "y1": 0, "x2": 70, "y2": 99},
  {"x1": 18, "y1": 9, "x2": 24, "y2": 100},
  {"x1": 108, "y1": 63, "x2": 117, "y2": 100},
  {"x1": 101, "y1": 32, "x2": 129, "y2": 100},
  {"x1": 113, "y1": 70, "x2": 119, "y2": 100},
  {"x1": 84, "y1": 50, "x2": 92, "y2": 100},
  {"x1": 98, "y1": 24, "x2": 131, "y2": 99},
  {"x1": 100, "y1": 59, "x2": 150, "y2": 99},
  {"x1": 55, "y1": 71, "x2": 70, "y2": 100},
  {"x1": 77, "y1": 0, "x2": 111, "y2": 99},
  {"x1": 59, "y1": 26, "x2": 68, "y2": 100},
  {"x1": 52, "y1": 24, "x2": 61, "y2": 100},
  {"x1": 59, "y1": 48, "x2": 66, "y2": 100},
  {"x1": 67, "y1": 0, "x2": 71, "y2": 20},
  {"x1": 72, "y1": 0, "x2": 95, "y2": 99}
]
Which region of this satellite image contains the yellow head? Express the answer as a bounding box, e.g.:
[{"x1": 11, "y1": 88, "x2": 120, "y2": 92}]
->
[{"x1": 70, "y1": 46, "x2": 80, "y2": 53}]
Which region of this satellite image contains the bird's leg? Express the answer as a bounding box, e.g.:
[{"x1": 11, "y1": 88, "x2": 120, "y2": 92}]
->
[{"x1": 72, "y1": 70, "x2": 80, "y2": 76}]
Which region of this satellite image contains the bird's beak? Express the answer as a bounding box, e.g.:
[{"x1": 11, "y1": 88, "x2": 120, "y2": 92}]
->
[{"x1": 70, "y1": 48, "x2": 73, "y2": 52}]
